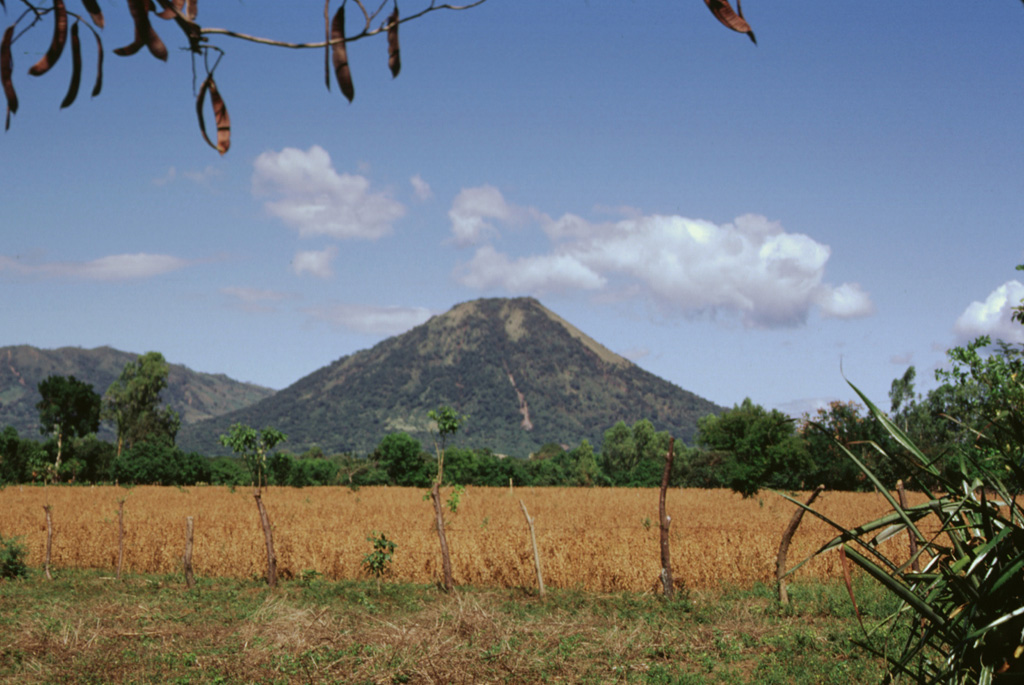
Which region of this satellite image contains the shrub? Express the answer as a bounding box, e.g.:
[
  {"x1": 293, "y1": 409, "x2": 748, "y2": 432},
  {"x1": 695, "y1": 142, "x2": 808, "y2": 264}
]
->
[
  {"x1": 362, "y1": 531, "x2": 397, "y2": 581},
  {"x1": 0, "y1": 534, "x2": 28, "y2": 579}
]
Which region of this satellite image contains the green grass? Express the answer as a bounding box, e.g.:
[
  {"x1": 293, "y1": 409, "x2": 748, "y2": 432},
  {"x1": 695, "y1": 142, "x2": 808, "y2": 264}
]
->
[{"x1": 0, "y1": 569, "x2": 902, "y2": 683}]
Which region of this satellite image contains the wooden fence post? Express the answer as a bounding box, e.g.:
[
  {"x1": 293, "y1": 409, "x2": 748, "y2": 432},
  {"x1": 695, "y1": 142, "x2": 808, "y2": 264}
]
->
[
  {"x1": 43, "y1": 504, "x2": 53, "y2": 581},
  {"x1": 430, "y1": 482, "x2": 454, "y2": 593},
  {"x1": 183, "y1": 516, "x2": 195, "y2": 589},
  {"x1": 519, "y1": 499, "x2": 545, "y2": 596},
  {"x1": 776, "y1": 484, "x2": 825, "y2": 604},
  {"x1": 659, "y1": 438, "x2": 675, "y2": 598},
  {"x1": 116, "y1": 499, "x2": 125, "y2": 581}
]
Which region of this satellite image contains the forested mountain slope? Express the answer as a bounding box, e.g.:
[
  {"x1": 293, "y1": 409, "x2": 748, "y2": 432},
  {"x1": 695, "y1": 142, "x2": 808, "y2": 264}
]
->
[
  {"x1": 0, "y1": 345, "x2": 275, "y2": 440},
  {"x1": 178, "y1": 297, "x2": 723, "y2": 457}
]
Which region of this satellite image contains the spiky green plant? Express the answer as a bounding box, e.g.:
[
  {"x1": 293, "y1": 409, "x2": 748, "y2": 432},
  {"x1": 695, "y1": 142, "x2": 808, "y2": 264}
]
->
[{"x1": 785, "y1": 381, "x2": 1024, "y2": 683}]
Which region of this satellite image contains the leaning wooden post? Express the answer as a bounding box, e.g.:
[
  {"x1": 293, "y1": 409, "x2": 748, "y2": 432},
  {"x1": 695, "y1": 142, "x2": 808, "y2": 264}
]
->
[
  {"x1": 43, "y1": 504, "x2": 53, "y2": 581},
  {"x1": 430, "y1": 481, "x2": 454, "y2": 593},
  {"x1": 519, "y1": 499, "x2": 545, "y2": 597},
  {"x1": 776, "y1": 484, "x2": 825, "y2": 604},
  {"x1": 659, "y1": 438, "x2": 676, "y2": 598},
  {"x1": 896, "y1": 480, "x2": 920, "y2": 573},
  {"x1": 183, "y1": 516, "x2": 196, "y2": 589},
  {"x1": 116, "y1": 498, "x2": 126, "y2": 581},
  {"x1": 253, "y1": 490, "x2": 278, "y2": 588}
]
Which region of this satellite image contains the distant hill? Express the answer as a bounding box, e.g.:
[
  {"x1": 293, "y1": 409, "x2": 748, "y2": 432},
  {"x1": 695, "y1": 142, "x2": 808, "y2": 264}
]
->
[
  {"x1": 0, "y1": 345, "x2": 275, "y2": 440},
  {"x1": 178, "y1": 297, "x2": 724, "y2": 457}
]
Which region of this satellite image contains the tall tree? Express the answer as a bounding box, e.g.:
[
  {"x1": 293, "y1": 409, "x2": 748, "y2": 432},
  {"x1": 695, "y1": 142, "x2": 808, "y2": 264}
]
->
[
  {"x1": 697, "y1": 398, "x2": 810, "y2": 497},
  {"x1": 36, "y1": 374, "x2": 101, "y2": 477},
  {"x1": 601, "y1": 419, "x2": 674, "y2": 486},
  {"x1": 375, "y1": 432, "x2": 433, "y2": 487},
  {"x1": 104, "y1": 352, "x2": 180, "y2": 456}
]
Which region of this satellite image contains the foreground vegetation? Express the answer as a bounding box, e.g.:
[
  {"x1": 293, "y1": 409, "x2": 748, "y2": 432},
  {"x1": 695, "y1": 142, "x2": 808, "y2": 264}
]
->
[{"x1": 0, "y1": 569, "x2": 901, "y2": 684}]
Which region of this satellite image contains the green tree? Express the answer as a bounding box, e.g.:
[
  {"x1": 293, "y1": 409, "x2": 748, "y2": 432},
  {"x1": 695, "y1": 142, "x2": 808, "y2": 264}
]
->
[
  {"x1": 600, "y1": 419, "x2": 674, "y2": 486},
  {"x1": 558, "y1": 439, "x2": 601, "y2": 486},
  {"x1": 0, "y1": 426, "x2": 46, "y2": 484},
  {"x1": 801, "y1": 400, "x2": 893, "y2": 490},
  {"x1": 376, "y1": 432, "x2": 433, "y2": 487},
  {"x1": 697, "y1": 398, "x2": 811, "y2": 497},
  {"x1": 104, "y1": 352, "x2": 180, "y2": 456},
  {"x1": 930, "y1": 336, "x2": 1024, "y2": 486},
  {"x1": 36, "y1": 374, "x2": 102, "y2": 477},
  {"x1": 219, "y1": 423, "x2": 288, "y2": 587}
]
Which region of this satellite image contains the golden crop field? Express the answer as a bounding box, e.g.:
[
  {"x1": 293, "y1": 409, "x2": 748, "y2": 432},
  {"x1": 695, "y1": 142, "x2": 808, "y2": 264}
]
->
[{"x1": 0, "y1": 485, "x2": 933, "y2": 592}]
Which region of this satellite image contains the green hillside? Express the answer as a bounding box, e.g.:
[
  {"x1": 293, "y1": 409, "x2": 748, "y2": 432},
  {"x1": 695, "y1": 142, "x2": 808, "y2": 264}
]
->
[
  {"x1": 0, "y1": 345, "x2": 275, "y2": 440},
  {"x1": 177, "y1": 297, "x2": 724, "y2": 457}
]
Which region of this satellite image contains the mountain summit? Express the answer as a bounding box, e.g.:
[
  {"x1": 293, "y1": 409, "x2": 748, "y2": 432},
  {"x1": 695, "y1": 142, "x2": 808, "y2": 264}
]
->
[{"x1": 179, "y1": 297, "x2": 723, "y2": 457}]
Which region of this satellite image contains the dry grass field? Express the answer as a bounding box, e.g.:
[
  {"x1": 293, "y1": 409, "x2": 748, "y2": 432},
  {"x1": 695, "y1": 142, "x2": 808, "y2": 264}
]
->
[{"x1": 0, "y1": 485, "x2": 931, "y2": 592}]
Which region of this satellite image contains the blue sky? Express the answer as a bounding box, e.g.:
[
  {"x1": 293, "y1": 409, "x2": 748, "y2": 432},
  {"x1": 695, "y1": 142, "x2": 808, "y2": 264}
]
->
[{"x1": 2, "y1": 0, "x2": 1023, "y2": 422}]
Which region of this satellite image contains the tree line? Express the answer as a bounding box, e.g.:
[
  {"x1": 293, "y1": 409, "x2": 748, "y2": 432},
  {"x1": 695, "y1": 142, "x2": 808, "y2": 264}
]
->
[{"x1": 2, "y1": 333, "x2": 1022, "y2": 494}]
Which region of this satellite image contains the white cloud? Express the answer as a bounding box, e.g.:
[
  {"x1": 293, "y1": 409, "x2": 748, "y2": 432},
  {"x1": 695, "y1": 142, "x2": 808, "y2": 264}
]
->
[
  {"x1": 303, "y1": 303, "x2": 434, "y2": 335},
  {"x1": 252, "y1": 145, "x2": 405, "y2": 240},
  {"x1": 815, "y1": 283, "x2": 875, "y2": 320},
  {"x1": 954, "y1": 280, "x2": 1024, "y2": 344},
  {"x1": 291, "y1": 247, "x2": 337, "y2": 279},
  {"x1": 410, "y1": 174, "x2": 433, "y2": 201},
  {"x1": 221, "y1": 286, "x2": 296, "y2": 313},
  {"x1": 448, "y1": 185, "x2": 530, "y2": 246},
  {"x1": 449, "y1": 193, "x2": 874, "y2": 328},
  {"x1": 457, "y1": 245, "x2": 605, "y2": 293},
  {"x1": 0, "y1": 253, "x2": 188, "y2": 281}
]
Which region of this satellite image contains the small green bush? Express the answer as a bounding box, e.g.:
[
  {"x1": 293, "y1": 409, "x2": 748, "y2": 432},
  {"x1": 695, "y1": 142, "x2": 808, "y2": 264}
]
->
[
  {"x1": 362, "y1": 531, "x2": 397, "y2": 581},
  {"x1": 0, "y1": 534, "x2": 28, "y2": 579}
]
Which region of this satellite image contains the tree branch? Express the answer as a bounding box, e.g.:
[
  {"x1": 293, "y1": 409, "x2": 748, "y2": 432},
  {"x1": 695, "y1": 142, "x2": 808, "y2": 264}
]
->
[{"x1": 197, "y1": 1, "x2": 488, "y2": 50}]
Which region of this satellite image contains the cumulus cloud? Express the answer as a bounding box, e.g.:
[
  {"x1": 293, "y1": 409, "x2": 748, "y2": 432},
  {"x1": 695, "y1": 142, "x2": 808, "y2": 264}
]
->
[
  {"x1": 291, "y1": 247, "x2": 337, "y2": 279},
  {"x1": 448, "y1": 185, "x2": 535, "y2": 246},
  {"x1": 0, "y1": 253, "x2": 188, "y2": 281},
  {"x1": 448, "y1": 192, "x2": 873, "y2": 328},
  {"x1": 252, "y1": 145, "x2": 405, "y2": 240},
  {"x1": 457, "y1": 246, "x2": 605, "y2": 293},
  {"x1": 410, "y1": 174, "x2": 433, "y2": 201},
  {"x1": 221, "y1": 286, "x2": 296, "y2": 313},
  {"x1": 954, "y1": 280, "x2": 1024, "y2": 344},
  {"x1": 303, "y1": 303, "x2": 434, "y2": 335}
]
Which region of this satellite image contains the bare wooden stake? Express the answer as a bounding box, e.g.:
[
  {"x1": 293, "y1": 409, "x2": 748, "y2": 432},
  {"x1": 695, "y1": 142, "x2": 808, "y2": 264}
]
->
[
  {"x1": 253, "y1": 491, "x2": 278, "y2": 588},
  {"x1": 519, "y1": 499, "x2": 545, "y2": 596},
  {"x1": 430, "y1": 482, "x2": 454, "y2": 593},
  {"x1": 116, "y1": 499, "x2": 125, "y2": 581},
  {"x1": 43, "y1": 504, "x2": 53, "y2": 581},
  {"x1": 183, "y1": 516, "x2": 195, "y2": 589},
  {"x1": 776, "y1": 484, "x2": 825, "y2": 604},
  {"x1": 659, "y1": 438, "x2": 676, "y2": 598}
]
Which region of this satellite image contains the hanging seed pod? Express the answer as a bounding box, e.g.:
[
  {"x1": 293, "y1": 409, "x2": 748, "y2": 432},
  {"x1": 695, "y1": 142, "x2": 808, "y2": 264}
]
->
[
  {"x1": 29, "y1": 0, "x2": 69, "y2": 76},
  {"x1": 387, "y1": 5, "x2": 401, "y2": 78},
  {"x1": 331, "y1": 5, "x2": 354, "y2": 102}
]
